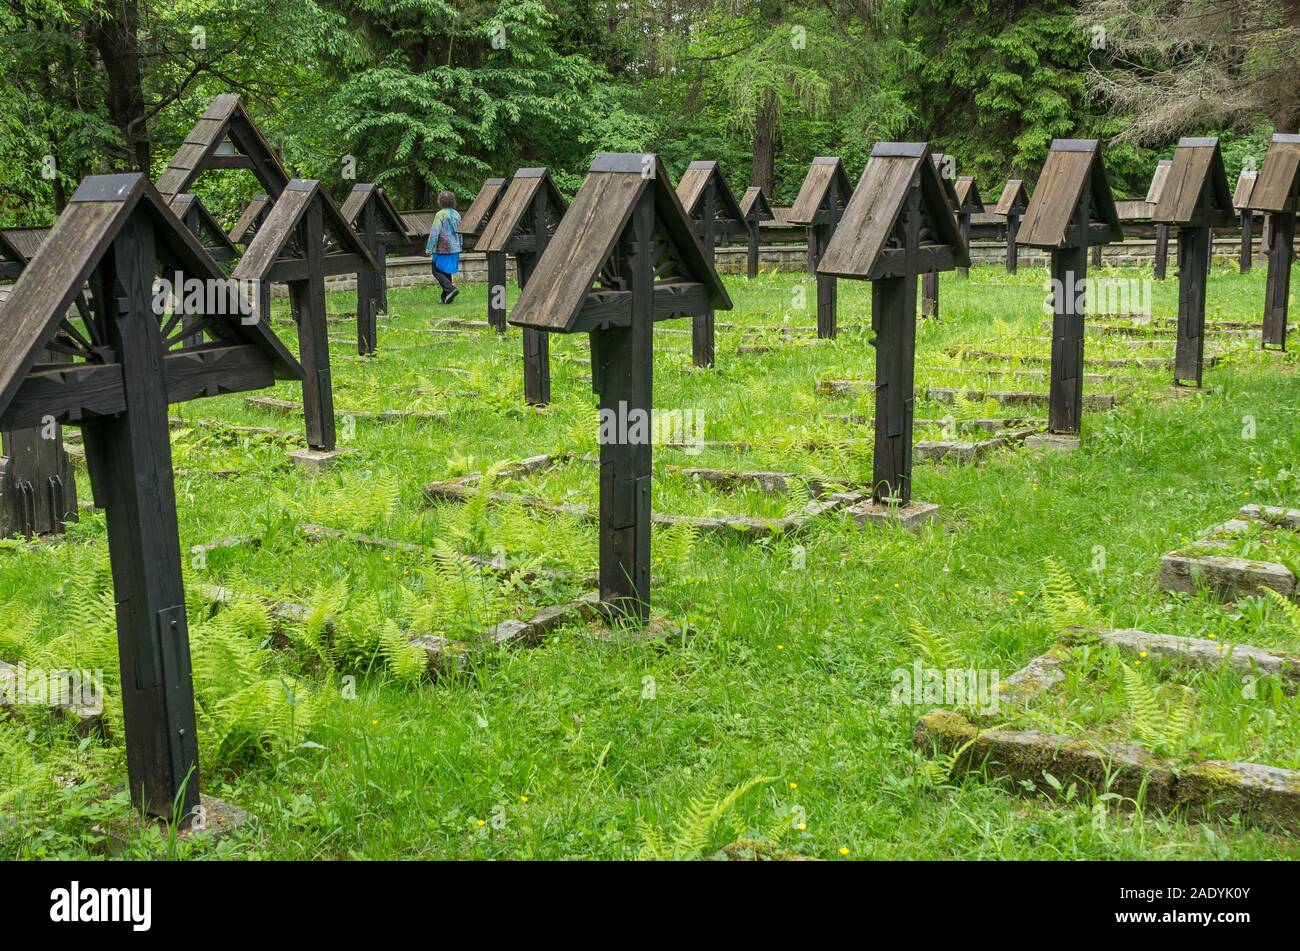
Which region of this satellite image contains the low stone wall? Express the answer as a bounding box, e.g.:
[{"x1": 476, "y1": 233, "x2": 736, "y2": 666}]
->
[{"x1": 307, "y1": 237, "x2": 1272, "y2": 296}]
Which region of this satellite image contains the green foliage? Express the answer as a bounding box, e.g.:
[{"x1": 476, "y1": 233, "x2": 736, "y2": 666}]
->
[
  {"x1": 907, "y1": 618, "x2": 960, "y2": 669},
  {"x1": 1040, "y1": 556, "x2": 1100, "y2": 630},
  {"x1": 636, "y1": 775, "x2": 775, "y2": 860},
  {"x1": 1120, "y1": 662, "x2": 1195, "y2": 751}
]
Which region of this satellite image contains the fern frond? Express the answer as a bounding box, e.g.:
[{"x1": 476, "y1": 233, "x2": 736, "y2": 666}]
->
[
  {"x1": 1040, "y1": 556, "x2": 1099, "y2": 629},
  {"x1": 907, "y1": 619, "x2": 960, "y2": 669}
]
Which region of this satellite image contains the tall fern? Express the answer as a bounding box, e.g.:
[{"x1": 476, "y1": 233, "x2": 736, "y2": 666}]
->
[
  {"x1": 636, "y1": 776, "x2": 776, "y2": 860},
  {"x1": 1040, "y1": 556, "x2": 1099, "y2": 629}
]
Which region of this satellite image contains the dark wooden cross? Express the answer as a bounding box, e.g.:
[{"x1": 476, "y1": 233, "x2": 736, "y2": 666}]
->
[
  {"x1": 1152, "y1": 137, "x2": 1234, "y2": 388},
  {"x1": 157, "y1": 94, "x2": 290, "y2": 205},
  {"x1": 676, "y1": 161, "x2": 746, "y2": 367},
  {"x1": 457, "y1": 178, "x2": 509, "y2": 330},
  {"x1": 993, "y1": 179, "x2": 1029, "y2": 274},
  {"x1": 739, "y1": 186, "x2": 775, "y2": 280},
  {"x1": 0, "y1": 173, "x2": 302, "y2": 820},
  {"x1": 922, "y1": 153, "x2": 962, "y2": 320},
  {"x1": 475, "y1": 168, "x2": 568, "y2": 405},
  {"x1": 232, "y1": 180, "x2": 377, "y2": 452},
  {"x1": 819, "y1": 142, "x2": 969, "y2": 506},
  {"x1": 953, "y1": 177, "x2": 982, "y2": 278},
  {"x1": 1147, "y1": 160, "x2": 1174, "y2": 281},
  {"x1": 1233, "y1": 170, "x2": 1258, "y2": 275},
  {"x1": 508, "y1": 153, "x2": 731, "y2": 622},
  {"x1": 788, "y1": 157, "x2": 851, "y2": 338},
  {"x1": 0, "y1": 232, "x2": 80, "y2": 538},
  {"x1": 1017, "y1": 139, "x2": 1124, "y2": 436},
  {"x1": 1249, "y1": 134, "x2": 1300, "y2": 350},
  {"x1": 168, "y1": 194, "x2": 241, "y2": 349},
  {"x1": 340, "y1": 184, "x2": 407, "y2": 356}
]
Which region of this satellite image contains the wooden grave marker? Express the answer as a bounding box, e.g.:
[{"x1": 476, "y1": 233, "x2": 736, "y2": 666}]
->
[
  {"x1": 953, "y1": 176, "x2": 982, "y2": 277},
  {"x1": 0, "y1": 172, "x2": 302, "y2": 820},
  {"x1": 1152, "y1": 137, "x2": 1234, "y2": 388},
  {"x1": 818, "y1": 141, "x2": 968, "y2": 523},
  {"x1": 922, "y1": 153, "x2": 962, "y2": 318},
  {"x1": 787, "y1": 157, "x2": 851, "y2": 338},
  {"x1": 169, "y1": 194, "x2": 241, "y2": 349},
  {"x1": 1146, "y1": 159, "x2": 1174, "y2": 280},
  {"x1": 340, "y1": 184, "x2": 407, "y2": 356},
  {"x1": 507, "y1": 153, "x2": 731, "y2": 622},
  {"x1": 156, "y1": 94, "x2": 290, "y2": 203},
  {"x1": 232, "y1": 180, "x2": 377, "y2": 459},
  {"x1": 993, "y1": 179, "x2": 1029, "y2": 274},
  {"x1": 458, "y1": 177, "x2": 508, "y2": 250},
  {"x1": 476, "y1": 167, "x2": 568, "y2": 405},
  {"x1": 1017, "y1": 139, "x2": 1123, "y2": 439},
  {"x1": 676, "y1": 161, "x2": 746, "y2": 366},
  {"x1": 739, "y1": 185, "x2": 775, "y2": 279},
  {"x1": 0, "y1": 232, "x2": 80, "y2": 538},
  {"x1": 1233, "y1": 169, "x2": 1258, "y2": 274},
  {"x1": 1249, "y1": 134, "x2": 1300, "y2": 350}
]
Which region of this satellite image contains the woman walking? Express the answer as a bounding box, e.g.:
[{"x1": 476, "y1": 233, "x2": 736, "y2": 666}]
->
[{"x1": 426, "y1": 190, "x2": 462, "y2": 304}]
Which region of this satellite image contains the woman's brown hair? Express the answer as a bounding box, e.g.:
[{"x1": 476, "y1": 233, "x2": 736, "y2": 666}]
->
[{"x1": 437, "y1": 190, "x2": 457, "y2": 210}]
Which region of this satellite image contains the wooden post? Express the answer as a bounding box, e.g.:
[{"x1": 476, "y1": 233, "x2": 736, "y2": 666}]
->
[
  {"x1": 520, "y1": 191, "x2": 552, "y2": 405},
  {"x1": 1240, "y1": 211, "x2": 1253, "y2": 273},
  {"x1": 0, "y1": 350, "x2": 78, "y2": 538},
  {"x1": 1048, "y1": 245, "x2": 1088, "y2": 434},
  {"x1": 956, "y1": 209, "x2": 971, "y2": 277},
  {"x1": 592, "y1": 190, "x2": 655, "y2": 622},
  {"x1": 487, "y1": 250, "x2": 508, "y2": 334},
  {"x1": 747, "y1": 213, "x2": 761, "y2": 279},
  {"x1": 1154, "y1": 223, "x2": 1170, "y2": 280},
  {"x1": 1263, "y1": 211, "x2": 1294, "y2": 349},
  {"x1": 79, "y1": 213, "x2": 201, "y2": 822},
  {"x1": 355, "y1": 200, "x2": 380, "y2": 356},
  {"x1": 289, "y1": 200, "x2": 336, "y2": 450},
  {"x1": 1090, "y1": 244, "x2": 1103, "y2": 267},
  {"x1": 1174, "y1": 225, "x2": 1210, "y2": 386},
  {"x1": 692, "y1": 180, "x2": 717, "y2": 367},
  {"x1": 921, "y1": 270, "x2": 939, "y2": 320},
  {"x1": 1006, "y1": 212, "x2": 1020, "y2": 274},
  {"x1": 872, "y1": 182, "x2": 921, "y2": 505}
]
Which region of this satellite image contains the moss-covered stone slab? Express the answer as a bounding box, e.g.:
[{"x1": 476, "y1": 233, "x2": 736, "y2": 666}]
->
[
  {"x1": 917, "y1": 629, "x2": 1300, "y2": 831},
  {"x1": 421, "y1": 453, "x2": 864, "y2": 540},
  {"x1": 848, "y1": 498, "x2": 940, "y2": 530},
  {"x1": 1159, "y1": 552, "x2": 1296, "y2": 601},
  {"x1": 411, "y1": 592, "x2": 602, "y2": 680}
]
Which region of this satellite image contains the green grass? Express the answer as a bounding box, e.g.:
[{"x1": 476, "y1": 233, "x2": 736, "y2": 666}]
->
[{"x1": 3, "y1": 260, "x2": 1300, "y2": 860}]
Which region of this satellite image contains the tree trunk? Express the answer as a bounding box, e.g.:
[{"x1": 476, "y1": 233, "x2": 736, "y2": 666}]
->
[
  {"x1": 92, "y1": 0, "x2": 149, "y2": 171},
  {"x1": 752, "y1": 91, "x2": 777, "y2": 196}
]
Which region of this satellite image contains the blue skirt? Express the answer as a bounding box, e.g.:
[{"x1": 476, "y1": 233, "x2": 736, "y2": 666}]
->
[{"x1": 433, "y1": 252, "x2": 460, "y2": 275}]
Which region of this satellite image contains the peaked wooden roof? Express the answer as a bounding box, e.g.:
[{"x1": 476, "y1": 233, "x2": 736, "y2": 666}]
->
[
  {"x1": 993, "y1": 179, "x2": 1029, "y2": 216},
  {"x1": 476, "y1": 167, "x2": 568, "y2": 253},
  {"x1": 0, "y1": 228, "x2": 27, "y2": 267},
  {"x1": 1250, "y1": 134, "x2": 1300, "y2": 213},
  {"x1": 1152, "y1": 137, "x2": 1233, "y2": 226},
  {"x1": 675, "y1": 161, "x2": 746, "y2": 224},
  {"x1": 954, "y1": 176, "x2": 983, "y2": 213},
  {"x1": 169, "y1": 193, "x2": 240, "y2": 260},
  {"x1": 1233, "y1": 170, "x2": 1258, "y2": 212},
  {"x1": 739, "y1": 186, "x2": 774, "y2": 222},
  {"x1": 1144, "y1": 159, "x2": 1173, "y2": 205},
  {"x1": 457, "y1": 177, "x2": 508, "y2": 236},
  {"x1": 228, "y1": 195, "x2": 271, "y2": 245},
  {"x1": 931, "y1": 154, "x2": 961, "y2": 210},
  {"x1": 232, "y1": 179, "x2": 377, "y2": 282},
  {"x1": 339, "y1": 183, "x2": 408, "y2": 237},
  {"x1": 0, "y1": 173, "x2": 301, "y2": 418},
  {"x1": 1018, "y1": 139, "x2": 1123, "y2": 249},
  {"x1": 508, "y1": 153, "x2": 731, "y2": 333},
  {"x1": 818, "y1": 142, "x2": 970, "y2": 280},
  {"x1": 156, "y1": 94, "x2": 290, "y2": 201},
  {"x1": 0, "y1": 227, "x2": 50, "y2": 262},
  {"x1": 787, "y1": 157, "x2": 853, "y2": 225}
]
